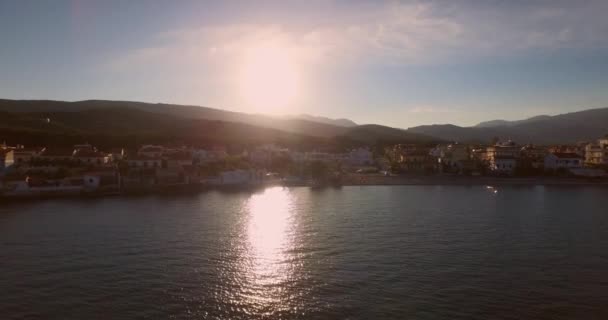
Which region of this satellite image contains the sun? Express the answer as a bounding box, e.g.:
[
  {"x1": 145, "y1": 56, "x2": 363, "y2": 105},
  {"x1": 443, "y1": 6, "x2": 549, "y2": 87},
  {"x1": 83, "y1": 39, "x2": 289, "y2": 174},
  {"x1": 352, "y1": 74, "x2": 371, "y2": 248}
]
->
[{"x1": 238, "y1": 43, "x2": 300, "y2": 114}]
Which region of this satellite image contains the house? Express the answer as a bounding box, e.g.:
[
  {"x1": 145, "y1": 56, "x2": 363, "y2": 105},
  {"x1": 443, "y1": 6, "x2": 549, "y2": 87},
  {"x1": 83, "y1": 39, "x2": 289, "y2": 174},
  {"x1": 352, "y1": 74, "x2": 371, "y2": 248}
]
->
[
  {"x1": 385, "y1": 144, "x2": 434, "y2": 173},
  {"x1": 585, "y1": 138, "x2": 608, "y2": 166},
  {"x1": 487, "y1": 141, "x2": 520, "y2": 174},
  {"x1": 73, "y1": 149, "x2": 109, "y2": 166},
  {"x1": 439, "y1": 144, "x2": 470, "y2": 173},
  {"x1": 520, "y1": 145, "x2": 548, "y2": 169},
  {"x1": 398, "y1": 149, "x2": 431, "y2": 172},
  {"x1": 544, "y1": 152, "x2": 583, "y2": 170},
  {"x1": 37, "y1": 148, "x2": 75, "y2": 163},
  {"x1": 490, "y1": 156, "x2": 517, "y2": 175},
  {"x1": 4, "y1": 148, "x2": 40, "y2": 168}
]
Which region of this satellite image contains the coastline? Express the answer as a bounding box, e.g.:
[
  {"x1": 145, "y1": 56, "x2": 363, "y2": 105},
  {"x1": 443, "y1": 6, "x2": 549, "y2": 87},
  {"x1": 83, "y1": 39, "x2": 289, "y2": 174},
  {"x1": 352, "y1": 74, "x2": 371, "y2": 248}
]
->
[
  {"x1": 2, "y1": 175, "x2": 608, "y2": 202},
  {"x1": 342, "y1": 174, "x2": 608, "y2": 186}
]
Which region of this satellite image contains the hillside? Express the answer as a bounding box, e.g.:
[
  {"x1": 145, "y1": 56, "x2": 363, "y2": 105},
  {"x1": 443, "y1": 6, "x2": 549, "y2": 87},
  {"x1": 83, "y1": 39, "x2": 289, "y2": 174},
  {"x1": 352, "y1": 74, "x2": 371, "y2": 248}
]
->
[
  {"x1": 0, "y1": 99, "x2": 349, "y2": 138},
  {"x1": 0, "y1": 107, "x2": 436, "y2": 149},
  {"x1": 0, "y1": 99, "x2": 439, "y2": 147},
  {"x1": 408, "y1": 108, "x2": 608, "y2": 144},
  {"x1": 475, "y1": 115, "x2": 551, "y2": 128},
  {"x1": 341, "y1": 125, "x2": 436, "y2": 145},
  {"x1": 289, "y1": 114, "x2": 357, "y2": 127}
]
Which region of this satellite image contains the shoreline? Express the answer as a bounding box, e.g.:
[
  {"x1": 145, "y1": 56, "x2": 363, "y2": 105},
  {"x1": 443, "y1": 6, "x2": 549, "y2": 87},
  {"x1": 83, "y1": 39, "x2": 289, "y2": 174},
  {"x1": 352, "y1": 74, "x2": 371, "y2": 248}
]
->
[
  {"x1": 342, "y1": 175, "x2": 608, "y2": 186},
  {"x1": 2, "y1": 176, "x2": 608, "y2": 202}
]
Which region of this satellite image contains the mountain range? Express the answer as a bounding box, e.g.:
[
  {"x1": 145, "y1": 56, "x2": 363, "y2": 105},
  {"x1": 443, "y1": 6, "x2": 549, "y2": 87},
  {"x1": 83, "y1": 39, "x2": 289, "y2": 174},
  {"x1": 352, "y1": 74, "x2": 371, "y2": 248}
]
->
[
  {"x1": 1, "y1": 99, "x2": 606, "y2": 146},
  {"x1": 0, "y1": 99, "x2": 432, "y2": 148},
  {"x1": 409, "y1": 108, "x2": 608, "y2": 144}
]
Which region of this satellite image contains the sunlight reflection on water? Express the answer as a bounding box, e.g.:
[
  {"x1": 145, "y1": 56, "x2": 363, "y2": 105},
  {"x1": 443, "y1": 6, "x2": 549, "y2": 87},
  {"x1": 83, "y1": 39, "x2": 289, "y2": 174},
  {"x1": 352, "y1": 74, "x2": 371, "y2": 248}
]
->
[{"x1": 239, "y1": 187, "x2": 297, "y2": 312}]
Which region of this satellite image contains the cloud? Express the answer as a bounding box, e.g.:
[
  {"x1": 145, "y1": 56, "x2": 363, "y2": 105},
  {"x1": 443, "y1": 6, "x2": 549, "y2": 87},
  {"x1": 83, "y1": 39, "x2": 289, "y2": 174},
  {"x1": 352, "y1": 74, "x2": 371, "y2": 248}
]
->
[{"x1": 102, "y1": 0, "x2": 608, "y2": 71}]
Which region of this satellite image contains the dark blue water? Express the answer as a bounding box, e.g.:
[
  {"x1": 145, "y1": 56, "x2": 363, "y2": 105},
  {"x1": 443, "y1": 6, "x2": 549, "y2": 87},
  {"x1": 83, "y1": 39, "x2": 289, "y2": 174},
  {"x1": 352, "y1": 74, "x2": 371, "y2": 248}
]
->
[{"x1": 2, "y1": 186, "x2": 608, "y2": 319}]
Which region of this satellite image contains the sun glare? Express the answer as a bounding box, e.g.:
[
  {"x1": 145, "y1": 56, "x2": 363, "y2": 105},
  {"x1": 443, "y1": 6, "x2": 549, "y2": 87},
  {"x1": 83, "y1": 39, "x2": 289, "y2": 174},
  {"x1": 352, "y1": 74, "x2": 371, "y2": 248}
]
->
[{"x1": 238, "y1": 44, "x2": 300, "y2": 114}]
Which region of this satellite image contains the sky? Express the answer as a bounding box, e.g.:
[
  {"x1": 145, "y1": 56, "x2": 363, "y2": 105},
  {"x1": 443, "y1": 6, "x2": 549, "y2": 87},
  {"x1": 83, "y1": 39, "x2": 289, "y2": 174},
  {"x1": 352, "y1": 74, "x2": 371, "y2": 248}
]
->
[{"x1": 2, "y1": 0, "x2": 608, "y2": 128}]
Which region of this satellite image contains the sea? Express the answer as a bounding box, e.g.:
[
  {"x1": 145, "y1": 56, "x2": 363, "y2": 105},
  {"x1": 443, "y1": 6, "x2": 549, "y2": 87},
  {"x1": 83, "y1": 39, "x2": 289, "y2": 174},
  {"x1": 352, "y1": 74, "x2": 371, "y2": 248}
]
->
[{"x1": 1, "y1": 185, "x2": 608, "y2": 319}]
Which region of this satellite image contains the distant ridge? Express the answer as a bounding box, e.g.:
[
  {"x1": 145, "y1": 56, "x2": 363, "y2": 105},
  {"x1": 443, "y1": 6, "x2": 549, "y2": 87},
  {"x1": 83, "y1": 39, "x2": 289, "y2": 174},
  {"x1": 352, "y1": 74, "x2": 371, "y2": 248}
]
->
[
  {"x1": 2, "y1": 98, "x2": 605, "y2": 145},
  {"x1": 475, "y1": 115, "x2": 551, "y2": 128},
  {"x1": 0, "y1": 99, "x2": 435, "y2": 147},
  {"x1": 408, "y1": 108, "x2": 608, "y2": 144},
  {"x1": 289, "y1": 114, "x2": 357, "y2": 127}
]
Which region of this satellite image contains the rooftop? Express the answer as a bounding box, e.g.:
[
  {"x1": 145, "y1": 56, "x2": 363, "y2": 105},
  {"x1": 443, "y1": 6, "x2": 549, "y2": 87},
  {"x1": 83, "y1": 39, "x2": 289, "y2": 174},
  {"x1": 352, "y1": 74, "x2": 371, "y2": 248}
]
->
[
  {"x1": 39, "y1": 148, "x2": 75, "y2": 157},
  {"x1": 551, "y1": 152, "x2": 583, "y2": 159}
]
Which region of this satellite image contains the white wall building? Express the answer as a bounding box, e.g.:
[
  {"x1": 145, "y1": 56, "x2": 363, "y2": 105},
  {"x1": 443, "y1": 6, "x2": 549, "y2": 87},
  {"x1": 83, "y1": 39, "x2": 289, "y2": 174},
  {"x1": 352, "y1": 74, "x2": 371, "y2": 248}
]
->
[
  {"x1": 544, "y1": 152, "x2": 583, "y2": 170},
  {"x1": 490, "y1": 157, "x2": 517, "y2": 174}
]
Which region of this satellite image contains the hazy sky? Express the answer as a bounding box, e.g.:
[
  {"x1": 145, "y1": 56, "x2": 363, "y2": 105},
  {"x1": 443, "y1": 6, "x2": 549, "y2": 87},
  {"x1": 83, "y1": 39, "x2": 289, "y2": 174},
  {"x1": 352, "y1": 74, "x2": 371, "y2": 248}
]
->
[{"x1": 2, "y1": 0, "x2": 608, "y2": 128}]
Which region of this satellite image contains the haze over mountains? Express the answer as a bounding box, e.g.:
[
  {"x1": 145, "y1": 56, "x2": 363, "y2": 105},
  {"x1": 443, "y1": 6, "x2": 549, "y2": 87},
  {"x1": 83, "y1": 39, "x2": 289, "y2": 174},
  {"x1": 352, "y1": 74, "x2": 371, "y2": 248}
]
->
[{"x1": 1, "y1": 99, "x2": 607, "y2": 146}]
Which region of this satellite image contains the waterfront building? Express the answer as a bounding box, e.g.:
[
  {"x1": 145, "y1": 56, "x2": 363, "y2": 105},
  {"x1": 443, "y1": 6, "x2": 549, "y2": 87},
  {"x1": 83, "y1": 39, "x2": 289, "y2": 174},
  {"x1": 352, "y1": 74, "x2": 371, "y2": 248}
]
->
[
  {"x1": 37, "y1": 148, "x2": 75, "y2": 163},
  {"x1": 73, "y1": 149, "x2": 110, "y2": 166},
  {"x1": 520, "y1": 145, "x2": 548, "y2": 170},
  {"x1": 4, "y1": 147, "x2": 41, "y2": 168},
  {"x1": 486, "y1": 140, "x2": 520, "y2": 174},
  {"x1": 544, "y1": 152, "x2": 584, "y2": 170},
  {"x1": 585, "y1": 138, "x2": 608, "y2": 166},
  {"x1": 438, "y1": 143, "x2": 470, "y2": 173},
  {"x1": 387, "y1": 144, "x2": 431, "y2": 172},
  {"x1": 490, "y1": 157, "x2": 517, "y2": 175}
]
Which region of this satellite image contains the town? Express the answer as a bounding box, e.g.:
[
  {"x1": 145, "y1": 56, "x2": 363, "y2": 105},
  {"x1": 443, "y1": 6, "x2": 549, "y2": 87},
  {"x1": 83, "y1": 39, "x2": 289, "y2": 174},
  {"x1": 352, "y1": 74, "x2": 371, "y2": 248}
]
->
[{"x1": 1, "y1": 136, "x2": 607, "y2": 198}]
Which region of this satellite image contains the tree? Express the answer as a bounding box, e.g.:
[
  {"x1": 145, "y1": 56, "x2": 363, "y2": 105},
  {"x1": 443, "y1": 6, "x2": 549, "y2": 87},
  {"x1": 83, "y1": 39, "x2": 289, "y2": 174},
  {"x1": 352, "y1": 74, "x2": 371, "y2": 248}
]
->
[{"x1": 309, "y1": 161, "x2": 328, "y2": 181}]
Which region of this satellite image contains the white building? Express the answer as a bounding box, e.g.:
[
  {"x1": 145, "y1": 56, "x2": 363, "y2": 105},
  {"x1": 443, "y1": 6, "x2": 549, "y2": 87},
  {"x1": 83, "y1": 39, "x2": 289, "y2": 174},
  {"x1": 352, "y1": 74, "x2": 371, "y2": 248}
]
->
[
  {"x1": 544, "y1": 152, "x2": 583, "y2": 170},
  {"x1": 490, "y1": 157, "x2": 517, "y2": 175},
  {"x1": 585, "y1": 138, "x2": 608, "y2": 166},
  {"x1": 4, "y1": 148, "x2": 40, "y2": 168}
]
